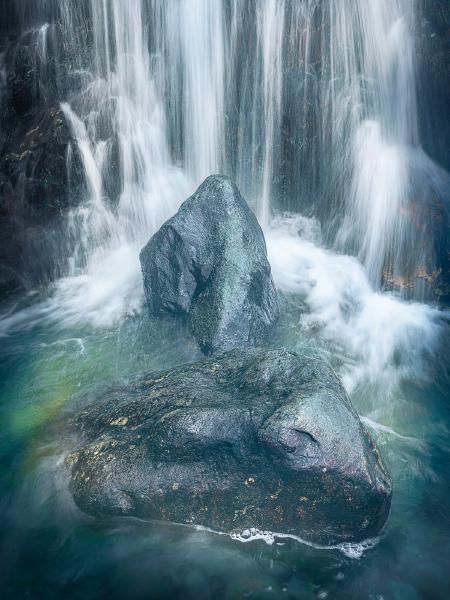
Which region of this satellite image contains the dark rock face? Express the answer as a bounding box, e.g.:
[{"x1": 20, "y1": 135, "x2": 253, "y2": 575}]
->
[
  {"x1": 0, "y1": 105, "x2": 85, "y2": 293},
  {"x1": 380, "y1": 163, "x2": 450, "y2": 305},
  {"x1": 0, "y1": 107, "x2": 84, "y2": 216},
  {"x1": 417, "y1": 0, "x2": 450, "y2": 173},
  {"x1": 0, "y1": 18, "x2": 85, "y2": 294},
  {"x1": 68, "y1": 348, "x2": 392, "y2": 546},
  {"x1": 140, "y1": 176, "x2": 279, "y2": 354},
  {"x1": 379, "y1": 0, "x2": 450, "y2": 305}
]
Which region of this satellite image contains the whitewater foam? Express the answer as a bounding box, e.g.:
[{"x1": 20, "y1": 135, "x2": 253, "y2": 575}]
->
[
  {"x1": 266, "y1": 214, "x2": 444, "y2": 395},
  {"x1": 194, "y1": 525, "x2": 380, "y2": 560}
]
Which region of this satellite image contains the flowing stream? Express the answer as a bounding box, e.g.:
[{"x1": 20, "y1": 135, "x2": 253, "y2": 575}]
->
[{"x1": 1, "y1": 1, "x2": 450, "y2": 599}]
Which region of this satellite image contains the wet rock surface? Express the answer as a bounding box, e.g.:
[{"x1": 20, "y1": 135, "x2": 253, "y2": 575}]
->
[
  {"x1": 0, "y1": 104, "x2": 84, "y2": 293},
  {"x1": 0, "y1": 19, "x2": 85, "y2": 294},
  {"x1": 67, "y1": 348, "x2": 392, "y2": 546},
  {"x1": 140, "y1": 175, "x2": 279, "y2": 354},
  {"x1": 381, "y1": 183, "x2": 450, "y2": 305},
  {"x1": 418, "y1": 0, "x2": 450, "y2": 173},
  {"x1": 417, "y1": 7, "x2": 450, "y2": 308}
]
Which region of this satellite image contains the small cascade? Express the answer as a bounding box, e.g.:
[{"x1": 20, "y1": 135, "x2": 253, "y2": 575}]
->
[{"x1": 331, "y1": 0, "x2": 430, "y2": 295}]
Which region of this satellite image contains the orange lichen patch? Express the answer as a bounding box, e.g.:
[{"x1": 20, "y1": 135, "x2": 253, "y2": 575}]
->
[
  {"x1": 414, "y1": 267, "x2": 442, "y2": 283},
  {"x1": 383, "y1": 265, "x2": 442, "y2": 288}
]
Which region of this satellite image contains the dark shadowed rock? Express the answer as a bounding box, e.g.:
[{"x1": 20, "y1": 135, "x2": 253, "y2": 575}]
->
[
  {"x1": 0, "y1": 106, "x2": 85, "y2": 292},
  {"x1": 0, "y1": 19, "x2": 87, "y2": 294},
  {"x1": 0, "y1": 107, "x2": 84, "y2": 217},
  {"x1": 67, "y1": 348, "x2": 392, "y2": 545},
  {"x1": 139, "y1": 176, "x2": 279, "y2": 354},
  {"x1": 417, "y1": 0, "x2": 450, "y2": 173}
]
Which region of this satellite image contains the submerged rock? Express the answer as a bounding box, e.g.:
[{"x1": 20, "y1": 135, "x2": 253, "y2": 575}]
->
[
  {"x1": 139, "y1": 175, "x2": 279, "y2": 354},
  {"x1": 68, "y1": 348, "x2": 392, "y2": 545}
]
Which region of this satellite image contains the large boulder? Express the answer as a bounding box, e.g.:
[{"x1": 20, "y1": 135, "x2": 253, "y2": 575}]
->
[
  {"x1": 139, "y1": 176, "x2": 279, "y2": 355},
  {"x1": 67, "y1": 348, "x2": 392, "y2": 546}
]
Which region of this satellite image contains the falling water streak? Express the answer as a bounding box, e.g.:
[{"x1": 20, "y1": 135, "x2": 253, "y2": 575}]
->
[
  {"x1": 63, "y1": 0, "x2": 191, "y2": 251},
  {"x1": 257, "y1": 0, "x2": 285, "y2": 226},
  {"x1": 334, "y1": 1, "x2": 421, "y2": 291},
  {"x1": 179, "y1": 0, "x2": 225, "y2": 181},
  {"x1": 38, "y1": 23, "x2": 49, "y2": 63},
  {"x1": 61, "y1": 103, "x2": 104, "y2": 214}
]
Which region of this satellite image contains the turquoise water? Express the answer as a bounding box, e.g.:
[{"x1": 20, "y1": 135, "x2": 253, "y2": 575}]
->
[{"x1": 0, "y1": 280, "x2": 449, "y2": 599}]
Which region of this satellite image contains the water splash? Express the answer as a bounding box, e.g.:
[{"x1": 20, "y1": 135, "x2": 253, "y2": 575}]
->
[{"x1": 266, "y1": 215, "x2": 445, "y2": 396}]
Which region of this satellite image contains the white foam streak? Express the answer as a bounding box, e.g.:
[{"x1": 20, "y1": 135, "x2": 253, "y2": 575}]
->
[
  {"x1": 61, "y1": 103, "x2": 107, "y2": 215},
  {"x1": 194, "y1": 524, "x2": 380, "y2": 560},
  {"x1": 361, "y1": 417, "x2": 425, "y2": 449},
  {"x1": 345, "y1": 121, "x2": 408, "y2": 286}
]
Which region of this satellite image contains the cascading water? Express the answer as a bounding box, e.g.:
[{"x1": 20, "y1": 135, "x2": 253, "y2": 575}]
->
[
  {"x1": 50, "y1": 0, "x2": 193, "y2": 325},
  {"x1": 1, "y1": 2, "x2": 450, "y2": 598},
  {"x1": 178, "y1": 0, "x2": 225, "y2": 181},
  {"x1": 331, "y1": 0, "x2": 450, "y2": 298},
  {"x1": 50, "y1": 0, "x2": 449, "y2": 313}
]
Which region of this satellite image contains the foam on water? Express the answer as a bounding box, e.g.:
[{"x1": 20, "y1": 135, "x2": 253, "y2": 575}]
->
[
  {"x1": 0, "y1": 244, "x2": 144, "y2": 333},
  {"x1": 266, "y1": 215, "x2": 445, "y2": 395},
  {"x1": 50, "y1": 243, "x2": 144, "y2": 328},
  {"x1": 195, "y1": 525, "x2": 380, "y2": 560},
  {"x1": 1, "y1": 211, "x2": 445, "y2": 391},
  {"x1": 361, "y1": 416, "x2": 426, "y2": 448}
]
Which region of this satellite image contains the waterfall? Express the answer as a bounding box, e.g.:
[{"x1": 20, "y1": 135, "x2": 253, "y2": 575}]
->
[
  {"x1": 2, "y1": 7, "x2": 450, "y2": 594},
  {"x1": 42, "y1": 0, "x2": 194, "y2": 325},
  {"x1": 20, "y1": 0, "x2": 447, "y2": 318}
]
